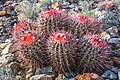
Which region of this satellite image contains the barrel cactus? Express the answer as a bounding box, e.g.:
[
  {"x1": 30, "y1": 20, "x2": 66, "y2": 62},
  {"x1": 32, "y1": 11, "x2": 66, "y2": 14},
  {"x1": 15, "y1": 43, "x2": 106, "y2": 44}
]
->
[
  {"x1": 72, "y1": 14, "x2": 102, "y2": 38},
  {"x1": 12, "y1": 20, "x2": 49, "y2": 73},
  {"x1": 47, "y1": 30, "x2": 77, "y2": 76},
  {"x1": 37, "y1": 9, "x2": 73, "y2": 35},
  {"x1": 76, "y1": 34, "x2": 112, "y2": 74}
]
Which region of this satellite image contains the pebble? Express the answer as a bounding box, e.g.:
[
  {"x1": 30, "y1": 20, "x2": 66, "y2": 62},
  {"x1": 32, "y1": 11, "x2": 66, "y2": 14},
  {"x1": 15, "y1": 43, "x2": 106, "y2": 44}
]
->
[
  {"x1": 0, "y1": 53, "x2": 14, "y2": 67},
  {"x1": 51, "y1": 2, "x2": 61, "y2": 10},
  {"x1": 0, "y1": 10, "x2": 7, "y2": 17},
  {"x1": 118, "y1": 71, "x2": 120, "y2": 80},
  {"x1": 76, "y1": 73, "x2": 102, "y2": 80},
  {"x1": 3, "y1": 6, "x2": 15, "y2": 14},
  {"x1": 55, "y1": 74, "x2": 68, "y2": 80},
  {"x1": 106, "y1": 26, "x2": 119, "y2": 37},
  {"x1": 108, "y1": 38, "x2": 120, "y2": 43},
  {"x1": 4, "y1": 1, "x2": 13, "y2": 6},
  {"x1": 111, "y1": 67, "x2": 118, "y2": 74},
  {"x1": 0, "y1": 4, "x2": 3, "y2": 11},
  {"x1": 30, "y1": 74, "x2": 52, "y2": 80},
  {"x1": 101, "y1": 70, "x2": 118, "y2": 79}
]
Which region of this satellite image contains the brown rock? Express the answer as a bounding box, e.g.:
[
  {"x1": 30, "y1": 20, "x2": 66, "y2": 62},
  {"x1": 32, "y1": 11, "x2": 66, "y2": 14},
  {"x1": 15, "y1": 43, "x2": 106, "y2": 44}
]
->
[
  {"x1": 76, "y1": 73, "x2": 102, "y2": 80},
  {"x1": 0, "y1": 10, "x2": 7, "y2": 17},
  {"x1": 55, "y1": 74, "x2": 67, "y2": 80},
  {"x1": 112, "y1": 57, "x2": 120, "y2": 67},
  {"x1": 3, "y1": 6, "x2": 15, "y2": 14},
  {"x1": 4, "y1": 1, "x2": 13, "y2": 6},
  {"x1": 51, "y1": 2, "x2": 62, "y2": 10},
  {"x1": 9, "y1": 44, "x2": 18, "y2": 53}
]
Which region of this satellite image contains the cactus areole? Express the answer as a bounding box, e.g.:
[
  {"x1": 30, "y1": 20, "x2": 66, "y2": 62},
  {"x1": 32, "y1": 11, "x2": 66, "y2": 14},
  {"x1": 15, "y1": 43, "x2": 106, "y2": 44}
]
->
[
  {"x1": 20, "y1": 32, "x2": 35, "y2": 45},
  {"x1": 52, "y1": 31, "x2": 69, "y2": 44}
]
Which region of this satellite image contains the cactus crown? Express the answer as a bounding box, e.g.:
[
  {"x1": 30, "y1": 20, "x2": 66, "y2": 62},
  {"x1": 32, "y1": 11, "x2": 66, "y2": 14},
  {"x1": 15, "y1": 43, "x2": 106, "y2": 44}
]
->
[{"x1": 52, "y1": 31, "x2": 69, "y2": 44}]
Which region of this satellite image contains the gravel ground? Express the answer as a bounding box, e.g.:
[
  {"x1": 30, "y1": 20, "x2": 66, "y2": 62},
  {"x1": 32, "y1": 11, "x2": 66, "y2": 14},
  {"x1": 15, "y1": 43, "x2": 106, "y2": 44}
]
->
[{"x1": 0, "y1": 0, "x2": 120, "y2": 80}]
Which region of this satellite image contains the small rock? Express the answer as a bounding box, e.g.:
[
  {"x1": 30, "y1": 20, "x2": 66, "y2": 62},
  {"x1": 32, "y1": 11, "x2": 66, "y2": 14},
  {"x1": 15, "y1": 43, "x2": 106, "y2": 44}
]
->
[
  {"x1": 4, "y1": 1, "x2": 13, "y2": 6},
  {"x1": 0, "y1": 53, "x2": 14, "y2": 67},
  {"x1": 108, "y1": 38, "x2": 120, "y2": 43},
  {"x1": 3, "y1": 6, "x2": 15, "y2": 14},
  {"x1": 0, "y1": 43, "x2": 9, "y2": 49},
  {"x1": 0, "y1": 10, "x2": 7, "y2": 17},
  {"x1": 30, "y1": 74, "x2": 52, "y2": 80},
  {"x1": 36, "y1": 1, "x2": 44, "y2": 7},
  {"x1": 69, "y1": 78, "x2": 75, "y2": 80},
  {"x1": 118, "y1": 71, "x2": 120, "y2": 80},
  {"x1": 104, "y1": 79, "x2": 110, "y2": 80},
  {"x1": 38, "y1": 67, "x2": 53, "y2": 74},
  {"x1": 101, "y1": 32, "x2": 110, "y2": 40},
  {"x1": 101, "y1": 70, "x2": 118, "y2": 79},
  {"x1": 2, "y1": 43, "x2": 11, "y2": 54},
  {"x1": 107, "y1": 26, "x2": 119, "y2": 37},
  {"x1": 76, "y1": 73, "x2": 102, "y2": 80},
  {"x1": 55, "y1": 74, "x2": 68, "y2": 80},
  {"x1": 51, "y1": 2, "x2": 61, "y2": 10},
  {"x1": 111, "y1": 67, "x2": 118, "y2": 73}
]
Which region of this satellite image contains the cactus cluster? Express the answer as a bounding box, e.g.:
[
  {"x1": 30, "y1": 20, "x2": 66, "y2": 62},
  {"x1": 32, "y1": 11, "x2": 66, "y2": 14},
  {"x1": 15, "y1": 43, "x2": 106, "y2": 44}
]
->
[{"x1": 12, "y1": 9, "x2": 113, "y2": 77}]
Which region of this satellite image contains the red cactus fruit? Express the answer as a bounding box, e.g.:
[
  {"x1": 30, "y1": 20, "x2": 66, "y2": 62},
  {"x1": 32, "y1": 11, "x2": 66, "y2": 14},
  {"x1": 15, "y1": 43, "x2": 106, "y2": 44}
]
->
[
  {"x1": 47, "y1": 30, "x2": 77, "y2": 76},
  {"x1": 76, "y1": 34, "x2": 112, "y2": 74},
  {"x1": 72, "y1": 14, "x2": 102, "y2": 37},
  {"x1": 37, "y1": 9, "x2": 73, "y2": 35}
]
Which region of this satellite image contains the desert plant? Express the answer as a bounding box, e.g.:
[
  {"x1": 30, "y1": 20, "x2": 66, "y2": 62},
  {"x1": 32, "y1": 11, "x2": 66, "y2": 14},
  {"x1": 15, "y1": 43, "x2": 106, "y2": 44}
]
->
[
  {"x1": 12, "y1": 9, "x2": 114, "y2": 78},
  {"x1": 72, "y1": 14, "x2": 102, "y2": 38},
  {"x1": 37, "y1": 9, "x2": 73, "y2": 36},
  {"x1": 12, "y1": 20, "x2": 49, "y2": 76},
  {"x1": 76, "y1": 34, "x2": 113, "y2": 74},
  {"x1": 47, "y1": 30, "x2": 77, "y2": 76}
]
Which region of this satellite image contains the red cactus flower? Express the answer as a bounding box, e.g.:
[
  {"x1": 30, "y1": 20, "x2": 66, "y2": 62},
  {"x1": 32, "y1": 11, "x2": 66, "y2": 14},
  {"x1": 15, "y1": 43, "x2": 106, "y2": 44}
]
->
[
  {"x1": 75, "y1": 14, "x2": 99, "y2": 25},
  {"x1": 45, "y1": 9, "x2": 56, "y2": 16},
  {"x1": 52, "y1": 31, "x2": 69, "y2": 44},
  {"x1": 77, "y1": 14, "x2": 89, "y2": 23},
  {"x1": 20, "y1": 32, "x2": 36, "y2": 45},
  {"x1": 89, "y1": 35, "x2": 106, "y2": 47},
  {"x1": 14, "y1": 21, "x2": 26, "y2": 31},
  {"x1": 42, "y1": 9, "x2": 63, "y2": 17}
]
